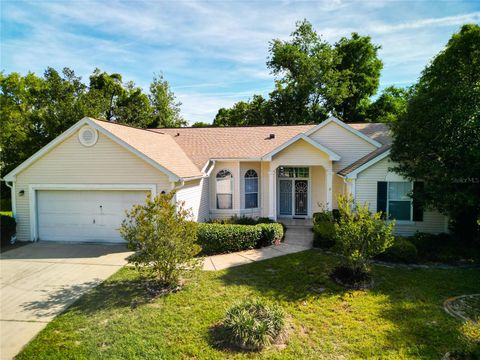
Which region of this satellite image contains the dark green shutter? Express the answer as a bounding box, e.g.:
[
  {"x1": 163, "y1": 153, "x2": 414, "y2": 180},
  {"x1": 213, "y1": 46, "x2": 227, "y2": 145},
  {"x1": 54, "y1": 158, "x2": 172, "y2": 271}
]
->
[
  {"x1": 377, "y1": 182, "x2": 387, "y2": 219},
  {"x1": 413, "y1": 181, "x2": 424, "y2": 222}
]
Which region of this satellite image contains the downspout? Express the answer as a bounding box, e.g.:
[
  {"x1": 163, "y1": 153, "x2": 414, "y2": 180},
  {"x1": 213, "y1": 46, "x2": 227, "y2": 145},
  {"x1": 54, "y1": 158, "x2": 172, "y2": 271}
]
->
[
  {"x1": 3, "y1": 180, "x2": 17, "y2": 244},
  {"x1": 3, "y1": 180, "x2": 16, "y2": 219}
]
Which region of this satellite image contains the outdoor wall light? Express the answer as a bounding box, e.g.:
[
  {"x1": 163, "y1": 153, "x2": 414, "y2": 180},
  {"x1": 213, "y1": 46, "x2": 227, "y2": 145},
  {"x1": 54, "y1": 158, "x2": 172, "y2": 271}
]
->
[{"x1": 19, "y1": 190, "x2": 25, "y2": 196}]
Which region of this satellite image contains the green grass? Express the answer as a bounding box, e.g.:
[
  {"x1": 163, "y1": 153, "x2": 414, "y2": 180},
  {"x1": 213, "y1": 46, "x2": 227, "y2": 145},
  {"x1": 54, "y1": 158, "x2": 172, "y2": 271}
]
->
[{"x1": 18, "y1": 250, "x2": 480, "y2": 359}]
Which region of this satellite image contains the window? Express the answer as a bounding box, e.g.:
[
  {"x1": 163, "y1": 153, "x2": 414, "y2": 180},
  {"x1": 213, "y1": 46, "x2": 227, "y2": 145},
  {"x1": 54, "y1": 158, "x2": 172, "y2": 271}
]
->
[
  {"x1": 278, "y1": 167, "x2": 309, "y2": 178},
  {"x1": 244, "y1": 169, "x2": 258, "y2": 209},
  {"x1": 216, "y1": 170, "x2": 233, "y2": 209},
  {"x1": 387, "y1": 182, "x2": 412, "y2": 221}
]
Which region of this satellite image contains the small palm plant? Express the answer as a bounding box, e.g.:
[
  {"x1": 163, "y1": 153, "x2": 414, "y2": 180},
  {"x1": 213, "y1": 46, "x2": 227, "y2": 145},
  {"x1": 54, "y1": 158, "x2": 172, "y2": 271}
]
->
[{"x1": 223, "y1": 299, "x2": 285, "y2": 351}]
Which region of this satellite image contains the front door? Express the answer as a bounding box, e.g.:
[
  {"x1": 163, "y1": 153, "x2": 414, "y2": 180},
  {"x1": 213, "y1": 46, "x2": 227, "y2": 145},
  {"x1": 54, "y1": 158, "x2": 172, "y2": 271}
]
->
[
  {"x1": 279, "y1": 179, "x2": 293, "y2": 216},
  {"x1": 294, "y1": 180, "x2": 308, "y2": 217}
]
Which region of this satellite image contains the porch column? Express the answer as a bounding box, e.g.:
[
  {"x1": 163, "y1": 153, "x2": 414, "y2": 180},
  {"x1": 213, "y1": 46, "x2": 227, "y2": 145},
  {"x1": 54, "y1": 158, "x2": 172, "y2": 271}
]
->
[
  {"x1": 326, "y1": 169, "x2": 333, "y2": 211},
  {"x1": 268, "y1": 169, "x2": 276, "y2": 220}
]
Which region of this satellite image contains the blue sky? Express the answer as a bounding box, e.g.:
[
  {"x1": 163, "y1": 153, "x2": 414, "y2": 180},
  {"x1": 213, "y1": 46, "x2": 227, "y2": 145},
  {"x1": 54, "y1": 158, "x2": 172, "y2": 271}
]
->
[{"x1": 1, "y1": 0, "x2": 479, "y2": 124}]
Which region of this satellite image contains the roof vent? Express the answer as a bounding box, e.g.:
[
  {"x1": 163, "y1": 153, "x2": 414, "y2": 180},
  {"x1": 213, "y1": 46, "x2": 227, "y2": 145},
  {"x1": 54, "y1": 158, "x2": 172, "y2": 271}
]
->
[
  {"x1": 175, "y1": 132, "x2": 180, "y2": 137},
  {"x1": 269, "y1": 133, "x2": 275, "y2": 139},
  {"x1": 78, "y1": 125, "x2": 98, "y2": 147}
]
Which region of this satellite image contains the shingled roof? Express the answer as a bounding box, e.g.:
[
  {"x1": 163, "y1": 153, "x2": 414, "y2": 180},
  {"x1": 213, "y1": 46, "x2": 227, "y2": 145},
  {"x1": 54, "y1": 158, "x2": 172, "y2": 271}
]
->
[{"x1": 153, "y1": 123, "x2": 391, "y2": 170}]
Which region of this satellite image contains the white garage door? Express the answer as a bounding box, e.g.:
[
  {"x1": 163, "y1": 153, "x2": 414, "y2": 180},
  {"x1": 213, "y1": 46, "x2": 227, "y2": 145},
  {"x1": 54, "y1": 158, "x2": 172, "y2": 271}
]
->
[{"x1": 37, "y1": 190, "x2": 148, "y2": 243}]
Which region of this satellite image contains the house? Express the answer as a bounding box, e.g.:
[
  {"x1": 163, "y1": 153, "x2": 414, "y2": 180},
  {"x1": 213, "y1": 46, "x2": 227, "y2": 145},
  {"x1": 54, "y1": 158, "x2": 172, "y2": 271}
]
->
[{"x1": 3, "y1": 117, "x2": 448, "y2": 243}]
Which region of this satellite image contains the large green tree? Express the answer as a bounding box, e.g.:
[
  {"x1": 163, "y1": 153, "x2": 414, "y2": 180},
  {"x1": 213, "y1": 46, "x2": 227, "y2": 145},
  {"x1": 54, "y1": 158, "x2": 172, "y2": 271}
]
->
[
  {"x1": 149, "y1": 74, "x2": 186, "y2": 128},
  {"x1": 331, "y1": 33, "x2": 383, "y2": 122},
  {"x1": 390, "y1": 24, "x2": 480, "y2": 242},
  {"x1": 366, "y1": 86, "x2": 411, "y2": 123},
  {"x1": 213, "y1": 20, "x2": 383, "y2": 125}
]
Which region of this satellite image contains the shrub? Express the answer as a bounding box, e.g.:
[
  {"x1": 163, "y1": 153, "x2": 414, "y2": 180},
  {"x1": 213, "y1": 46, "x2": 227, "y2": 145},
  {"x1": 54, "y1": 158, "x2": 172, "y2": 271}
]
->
[
  {"x1": 222, "y1": 299, "x2": 285, "y2": 350},
  {"x1": 312, "y1": 210, "x2": 336, "y2": 248},
  {"x1": 334, "y1": 195, "x2": 395, "y2": 274},
  {"x1": 119, "y1": 192, "x2": 201, "y2": 287},
  {"x1": 257, "y1": 223, "x2": 284, "y2": 247},
  {"x1": 313, "y1": 221, "x2": 336, "y2": 248},
  {"x1": 410, "y1": 232, "x2": 480, "y2": 263},
  {"x1": 376, "y1": 236, "x2": 418, "y2": 263},
  {"x1": 197, "y1": 223, "x2": 262, "y2": 254},
  {"x1": 1, "y1": 214, "x2": 16, "y2": 246}
]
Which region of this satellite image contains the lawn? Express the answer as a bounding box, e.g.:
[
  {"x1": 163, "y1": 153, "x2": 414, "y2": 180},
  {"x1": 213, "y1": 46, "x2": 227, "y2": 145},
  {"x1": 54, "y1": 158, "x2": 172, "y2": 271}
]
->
[{"x1": 18, "y1": 250, "x2": 479, "y2": 359}]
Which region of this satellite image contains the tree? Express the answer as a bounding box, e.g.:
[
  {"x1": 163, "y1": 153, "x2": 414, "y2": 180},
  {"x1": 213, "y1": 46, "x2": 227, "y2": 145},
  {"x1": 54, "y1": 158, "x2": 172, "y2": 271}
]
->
[
  {"x1": 214, "y1": 20, "x2": 383, "y2": 125},
  {"x1": 366, "y1": 86, "x2": 410, "y2": 123},
  {"x1": 119, "y1": 192, "x2": 201, "y2": 287},
  {"x1": 390, "y1": 24, "x2": 480, "y2": 242},
  {"x1": 331, "y1": 33, "x2": 383, "y2": 122},
  {"x1": 190, "y1": 121, "x2": 211, "y2": 127},
  {"x1": 149, "y1": 73, "x2": 186, "y2": 128},
  {"x1": 334, "y1": 196, "x2": 395, "y2": 274}
]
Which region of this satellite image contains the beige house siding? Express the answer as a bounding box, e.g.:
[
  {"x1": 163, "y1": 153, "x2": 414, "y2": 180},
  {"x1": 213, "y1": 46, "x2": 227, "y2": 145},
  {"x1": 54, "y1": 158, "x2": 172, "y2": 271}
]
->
[
  {"x1": 355, "y1": 157, "x2": 448, "y2": 236},
  {"x1": 176, "y1": 178, "x2": 208, "y2": 222},
  {"x1": 14, "y1": 131, "x2": 171, "y2": 241},
  {"x1": 271, "y1": 139, "x2": 331, "y2": 169},
  {"x1": 311, "y1": 166, "x2": 326, "y2": 213},
  {"x1": 308, "y1": 121, "x2": 376, "y2": 171},
  {"x1": 332, "y1": 174, "x2": 346, "y2": 209}
]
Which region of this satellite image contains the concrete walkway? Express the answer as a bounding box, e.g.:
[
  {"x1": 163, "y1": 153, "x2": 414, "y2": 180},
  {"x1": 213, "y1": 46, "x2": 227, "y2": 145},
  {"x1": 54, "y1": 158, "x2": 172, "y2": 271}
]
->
[
  {"x1": 0, "y1": 242, "x2": 132, "y2": 360},
  {"x1": 203, "y1": 220, "x2": 313, "y2": 271}
]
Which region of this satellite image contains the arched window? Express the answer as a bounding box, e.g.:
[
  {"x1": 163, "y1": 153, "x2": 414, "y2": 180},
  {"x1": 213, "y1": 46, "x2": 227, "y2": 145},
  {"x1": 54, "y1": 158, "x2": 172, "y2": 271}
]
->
[
  {"x1": 216, "y1": 170, "x2": 233, "y2": 209},
  {"x1": 244, "y1": 169, "x2": 258, "y2": 209}
]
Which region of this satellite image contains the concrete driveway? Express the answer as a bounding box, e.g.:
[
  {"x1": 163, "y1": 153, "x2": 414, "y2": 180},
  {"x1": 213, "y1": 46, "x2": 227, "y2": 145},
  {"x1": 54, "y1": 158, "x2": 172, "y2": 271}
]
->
[{"x1": 0, "y1": 242, "x2": 132, "y2": 359}]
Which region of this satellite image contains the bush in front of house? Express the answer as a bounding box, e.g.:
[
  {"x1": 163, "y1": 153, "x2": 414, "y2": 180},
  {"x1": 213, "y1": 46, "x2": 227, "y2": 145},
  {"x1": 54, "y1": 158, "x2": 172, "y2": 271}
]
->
[
  {"x1": 411, "y1": 232, "x2": 480, "y2": 263},
  {"x1": 222, "y1": 299, "x2": 285, "y2": 351},
  {"x1": 120, "y1": 192, "x2": 201, "y2": 287},
  {"x1": 1, "y1": 213, "x2": 16, "y2": 247},
  {"x1": 312, "y1": 210, "x2": 336, "y2": 249},
  {"x1": 198, "y1": 218, "x2": 285, "y2": 254},
  {"x1": 197, "y1": 223, "x2": 262, "y2": 254},
  {"x1": 376, "y1": 236, "x2": 418, "y2": 263},
  {"x1": 332, "y1": 195, "x2": 395, "y2": 288},
  {"x1": 257, "y1": 223, "x2": 284, "y2": 247}
]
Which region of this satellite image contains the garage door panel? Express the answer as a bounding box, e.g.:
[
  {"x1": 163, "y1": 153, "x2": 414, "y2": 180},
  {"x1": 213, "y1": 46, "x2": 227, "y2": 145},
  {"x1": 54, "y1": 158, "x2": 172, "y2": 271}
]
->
[{"x1": 37, "y1": 190, "x2": 148, "y2": 243}]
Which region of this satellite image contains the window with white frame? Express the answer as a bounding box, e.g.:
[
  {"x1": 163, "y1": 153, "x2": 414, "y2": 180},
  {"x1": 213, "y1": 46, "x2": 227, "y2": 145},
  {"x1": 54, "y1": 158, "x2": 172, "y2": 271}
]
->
[
  {"x1": 244, "y1": 169, "x2": 258, "y2": 209},
  {"x1": 216, "y1": 170, "x2": 233, "y2": 209},
  {"x1": 387, "y1": 182, "x2": 412, "y2": 221}
]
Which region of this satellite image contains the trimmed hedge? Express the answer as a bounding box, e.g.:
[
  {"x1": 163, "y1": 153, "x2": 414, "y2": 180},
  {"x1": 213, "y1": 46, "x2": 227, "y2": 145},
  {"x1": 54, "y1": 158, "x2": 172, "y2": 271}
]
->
[
  {"x1": 1, "y1": 214, "x2": 16, "y2": 246},
  {"x1": 197, "y1": 223, "x2": 284, "y2": 255},
  {"x1": 376, "y1": 236, "x2": 418, "y2": 263}
]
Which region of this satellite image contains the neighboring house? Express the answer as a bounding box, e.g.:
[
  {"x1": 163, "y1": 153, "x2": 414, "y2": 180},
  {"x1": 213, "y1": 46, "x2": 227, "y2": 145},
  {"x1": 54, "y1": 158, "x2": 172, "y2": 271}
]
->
[{"x1": 3, "y1": 117, "x2": 448, "y2": 243}]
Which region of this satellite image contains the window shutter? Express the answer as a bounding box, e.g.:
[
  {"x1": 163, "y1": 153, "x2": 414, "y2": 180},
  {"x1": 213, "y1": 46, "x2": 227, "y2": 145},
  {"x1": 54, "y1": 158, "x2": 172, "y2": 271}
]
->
[
  {"x1": 413, "y1": 181, "x2": 424, "y2": 222},
  {"x1": 377, "y1": 181, "x2": 387, "y2": 219}
]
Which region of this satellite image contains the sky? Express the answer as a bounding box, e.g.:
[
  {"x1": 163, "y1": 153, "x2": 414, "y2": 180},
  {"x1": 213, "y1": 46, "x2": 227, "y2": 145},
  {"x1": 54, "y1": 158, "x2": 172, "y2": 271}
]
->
[{"x1": 1, "y1": 0, "x2": 479, "y2": 124}]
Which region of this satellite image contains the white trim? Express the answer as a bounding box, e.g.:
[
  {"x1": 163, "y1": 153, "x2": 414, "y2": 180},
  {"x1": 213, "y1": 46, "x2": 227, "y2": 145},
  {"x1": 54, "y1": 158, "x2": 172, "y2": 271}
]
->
[
  {"x1": 304, "y1": 116, "x2": 382, "y2": 148},
  {"x1": 3, "y1": 117, "x2": 182, "y2": 182},
  {"x1": 345, "y1": 149, "x2": 391, "y2": 179},
  {"x1": 28, "y1": 183, "x2": 156, "y2": 241},
  {"x1": 262, "y1": 134, "x2": 341, "y2": 161}
]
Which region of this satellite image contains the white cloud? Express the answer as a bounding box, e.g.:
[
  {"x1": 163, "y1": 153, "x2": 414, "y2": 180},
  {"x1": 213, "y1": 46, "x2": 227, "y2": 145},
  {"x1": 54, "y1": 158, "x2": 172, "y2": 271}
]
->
[{"x1": 2, "y1": 0, "x2": 478, "y2": 122}]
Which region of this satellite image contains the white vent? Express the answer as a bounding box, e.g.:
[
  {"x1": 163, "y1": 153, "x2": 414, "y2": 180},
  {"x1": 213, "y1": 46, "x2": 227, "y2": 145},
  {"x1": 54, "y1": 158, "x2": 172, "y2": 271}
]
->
[{"x1": 78, "y1": 126, "x2": 98, "y2": 147}]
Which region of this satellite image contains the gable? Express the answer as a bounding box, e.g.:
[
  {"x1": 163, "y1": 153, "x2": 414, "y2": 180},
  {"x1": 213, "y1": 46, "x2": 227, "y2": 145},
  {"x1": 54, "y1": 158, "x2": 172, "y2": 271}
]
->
[
  {"x1": 271, "y1": 138, "x2": 331, "y2": 168},
  {"x1": 308, "y1": 121, "x2": 377, "y2": 171},
  {"x1": 16, "y1": 130, "x2": 171, "y2": 185}
]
